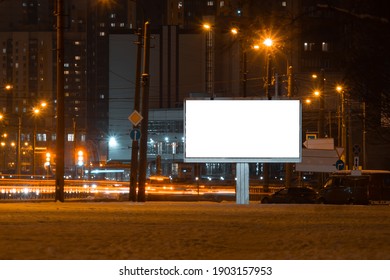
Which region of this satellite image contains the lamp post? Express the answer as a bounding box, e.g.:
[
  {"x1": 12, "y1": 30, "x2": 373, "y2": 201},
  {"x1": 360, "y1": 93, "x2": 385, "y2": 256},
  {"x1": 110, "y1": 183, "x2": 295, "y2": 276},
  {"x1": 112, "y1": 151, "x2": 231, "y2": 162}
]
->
[
  {"x1": 262, "y1": 38, "x2": 274, "y2": 192},
  {"x1": 263, "y1": 38, "x2": 273, "y2": 100},
  {"x1": 230, "y1": 27, "x2": 248, "y2": 97},
  {"x1": 203, "y1": 22, "x2": 214, "y2": 97},
  {"x1": 312, "y1": 70, "x2": 326, "y2": 138},
  {"x1": 336, "y1": 85, "x2": 347, "y2": 164},
  {"x1": 55, "y1": 0, "x2": 65, "y2": 202},
  {"x1": 31, "y1": 102, "x2": 47, "y2": 176},
  {"x1": 32, "y1": 108, "x2": 40, "y2": 176}
]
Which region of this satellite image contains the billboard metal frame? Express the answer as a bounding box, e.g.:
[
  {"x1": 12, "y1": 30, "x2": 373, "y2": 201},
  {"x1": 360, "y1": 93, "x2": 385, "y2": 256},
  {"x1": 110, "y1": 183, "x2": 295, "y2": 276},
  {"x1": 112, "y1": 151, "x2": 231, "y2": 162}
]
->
[{"x1": 184, "y1": 98, "x2": 302, "y2": 163}]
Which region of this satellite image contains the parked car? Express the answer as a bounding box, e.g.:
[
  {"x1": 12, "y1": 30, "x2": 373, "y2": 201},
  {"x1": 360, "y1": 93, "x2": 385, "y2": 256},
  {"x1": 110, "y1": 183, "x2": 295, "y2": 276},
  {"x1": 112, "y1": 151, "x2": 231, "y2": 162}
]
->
[
  {"x1": 261, "y1": 186, "x2": 318, "y2": 204},
  {"x1": 318, "y1": 170, "x2": 390, "y2": 205}
]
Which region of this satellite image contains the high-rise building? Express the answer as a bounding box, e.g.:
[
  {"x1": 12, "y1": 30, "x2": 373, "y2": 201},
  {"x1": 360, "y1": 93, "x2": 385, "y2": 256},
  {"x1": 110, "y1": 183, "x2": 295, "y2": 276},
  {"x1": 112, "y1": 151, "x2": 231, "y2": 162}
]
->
[{"x1": 0, "y1": 0, "x2": 388, "y2": 178}]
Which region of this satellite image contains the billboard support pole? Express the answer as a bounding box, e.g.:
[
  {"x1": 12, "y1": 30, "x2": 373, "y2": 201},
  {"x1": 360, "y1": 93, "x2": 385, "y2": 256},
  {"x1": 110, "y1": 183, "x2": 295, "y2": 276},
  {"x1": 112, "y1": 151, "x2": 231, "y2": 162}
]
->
[{"x1": 236, "y1": 163, "x2": 249, "y2": 204}]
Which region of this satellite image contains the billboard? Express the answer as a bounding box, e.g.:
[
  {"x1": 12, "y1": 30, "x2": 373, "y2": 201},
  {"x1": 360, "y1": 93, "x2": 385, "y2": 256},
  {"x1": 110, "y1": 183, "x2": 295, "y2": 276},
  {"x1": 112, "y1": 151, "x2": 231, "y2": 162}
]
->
[{"x1": 184, "y1": 99, "x2": 301, "y2": 163}]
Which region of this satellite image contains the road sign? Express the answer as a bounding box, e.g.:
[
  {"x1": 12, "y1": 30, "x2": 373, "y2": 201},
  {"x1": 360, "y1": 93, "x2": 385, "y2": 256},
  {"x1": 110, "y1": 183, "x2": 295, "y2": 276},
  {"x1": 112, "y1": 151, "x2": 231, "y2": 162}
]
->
[
  {"x1": 354, "y1": 156, "x2": 360, "y2": 169},
  {"x1": 128, "y1": 110, "x2": 143, "y2": 126},
  {"x1": 296, "y1": 148, "x2": 340, "y2": 173},
  {"x1": 335, "y1": 159, "x2": 345, "y2": 170},
  {"x1": 130, "y1": 129, "x2": 141, "y2": 141},
  {"x1": 353, "y1": 144, "x2": 361, "y2": 155},
  {"x1": 303, "y1": 138, "x2": 334, "y2": 150}
]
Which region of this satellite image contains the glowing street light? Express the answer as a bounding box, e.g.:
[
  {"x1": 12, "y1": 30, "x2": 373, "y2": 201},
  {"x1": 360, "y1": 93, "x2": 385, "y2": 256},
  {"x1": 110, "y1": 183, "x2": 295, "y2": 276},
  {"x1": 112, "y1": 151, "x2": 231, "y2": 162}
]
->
[
  {"x1": 263, "y1": 38, "x2": 273, "y2": 47},
  {"x1": 230, "y1": 27, "x2": 238, "y2": 35},
  {"x1": 202, "y1": 23, "x2": 211, "y2": 30}
]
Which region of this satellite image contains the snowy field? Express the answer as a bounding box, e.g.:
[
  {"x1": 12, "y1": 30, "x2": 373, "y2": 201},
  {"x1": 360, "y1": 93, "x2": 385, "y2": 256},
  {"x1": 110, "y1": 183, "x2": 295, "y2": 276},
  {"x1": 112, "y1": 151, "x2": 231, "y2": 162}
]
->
[{"x1": 0, "y1": 201, "x2": 389, "y2": 260}]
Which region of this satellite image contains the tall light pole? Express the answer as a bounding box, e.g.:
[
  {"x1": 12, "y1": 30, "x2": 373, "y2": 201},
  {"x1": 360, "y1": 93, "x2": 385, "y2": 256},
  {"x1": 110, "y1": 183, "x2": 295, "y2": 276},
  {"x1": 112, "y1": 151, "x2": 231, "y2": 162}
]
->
[
  {"x1": 263, "y1": 38, "x2": 273, "y2": 100},
  {"x1": 230, "y1": 27, "x2": 247, "y2": 97},
  {"x1": 55, "y1": 0, "x2": 65, "y2": 202},
  {"x1": 312, "y1": 70, "x2": 325, "y2": 138},
  {"x1": 32, "y1": 108, "x2": 39, "y2": 176},
  {"x1": 336, "y1": 85, "x2": 347, "y2": 165},
  {"x1": 263, "y1": 38, "x2": 273, "y2": 192},
  {"x1": 129, "y1": 28, "x2": 142, "y2": 202},
  {"x1": 203, "y1": 22, "x2": 214, "y2": 97},
  {"x1": 137, "y1": 21, "x2": 151, "y2": 202},
  {"x1": 31, "y1": 103, "x2": 46, "y2": 176}
]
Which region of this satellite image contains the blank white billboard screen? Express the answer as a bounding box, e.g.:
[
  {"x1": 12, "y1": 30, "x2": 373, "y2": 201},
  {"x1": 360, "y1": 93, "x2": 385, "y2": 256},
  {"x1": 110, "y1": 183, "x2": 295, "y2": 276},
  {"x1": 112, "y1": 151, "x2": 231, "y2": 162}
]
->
[{"x1": 184, "y1": 99, "x2": 301, "y2": 163}]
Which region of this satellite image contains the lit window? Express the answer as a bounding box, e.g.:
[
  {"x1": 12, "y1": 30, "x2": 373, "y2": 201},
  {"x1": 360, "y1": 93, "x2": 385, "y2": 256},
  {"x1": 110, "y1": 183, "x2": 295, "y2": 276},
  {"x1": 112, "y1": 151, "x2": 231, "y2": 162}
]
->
[
  {"x1": 304, "y1": 42, "x2": 315, "y2": 51},
  {"x1": 67, "y1": 134, "x2": 75, "y2": 142},
  {"x1": 282, "y1": 1, "x2": 287, "y2": 7},
  {"x1": 322, "y1": 42, "x2": 328, "y2": 51},
  {"x1": 99, "y1": 32, "x2": 105, "y2": 36},
  {"x1": 207, "y1": 1, "x2": 214, "y2": 6},
  {"x1": 37, "y1": 133, "x2": 47, "y2": 142},
  {"x1": 220, "y1": 0, "x2": 224, "y2": 7}
]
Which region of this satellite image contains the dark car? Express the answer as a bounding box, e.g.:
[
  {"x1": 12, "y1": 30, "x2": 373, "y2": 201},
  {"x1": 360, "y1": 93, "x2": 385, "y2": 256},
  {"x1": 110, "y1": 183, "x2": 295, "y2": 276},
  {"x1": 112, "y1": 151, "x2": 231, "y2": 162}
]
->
[
  {"x1": 261, "y1": 186, "x2": 318, "y2": 204},
  {"x1": 318, "y1": 170, "x2": 390, "y2": 205}
]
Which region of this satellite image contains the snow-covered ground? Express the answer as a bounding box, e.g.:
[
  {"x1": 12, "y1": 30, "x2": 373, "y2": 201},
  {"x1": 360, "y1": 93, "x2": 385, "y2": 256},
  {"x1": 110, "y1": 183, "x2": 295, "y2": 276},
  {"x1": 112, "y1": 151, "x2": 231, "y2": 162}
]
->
[{"x1": 0, "y1": 201, "x2": 389, "y2": 260}]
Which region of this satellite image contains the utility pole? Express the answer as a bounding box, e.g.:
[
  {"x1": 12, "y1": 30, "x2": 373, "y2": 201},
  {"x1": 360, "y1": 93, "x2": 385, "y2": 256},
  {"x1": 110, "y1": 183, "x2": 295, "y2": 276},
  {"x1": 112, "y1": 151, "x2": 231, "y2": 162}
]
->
[
  {"x1": 285, "y1": 66, "x2": 293, "y2": 188},
  {"x1": 318, "y1": 69, "x2": 325, "y2": 138},
  {"x1": 129, "y1": 28, "x2": 143, "y2": 202},
  {"x1": 263, "y1": 52, "x2": 272, "y2": 192},
  {"x1": 242, "y1": 49, "x2": 247, "y2": 97},
  {"x1": 55, "y1": 0, "x2": 65, "y2": 202},
  {"x1": 137, "y1": 22, "x2": 151, "y2": 202},
  {"x1": 16, "y1": 117, "x2": 21, "y2": 177},
  {"x1": 264, "y1": 53, "x2": 272, "y2": 100}
]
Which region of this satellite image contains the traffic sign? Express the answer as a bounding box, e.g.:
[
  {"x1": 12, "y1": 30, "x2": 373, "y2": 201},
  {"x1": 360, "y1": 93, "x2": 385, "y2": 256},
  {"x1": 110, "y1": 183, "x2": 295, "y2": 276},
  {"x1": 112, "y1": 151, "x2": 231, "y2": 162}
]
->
[
  {"x1": 130, "y1": 129, "x2": 141, "y2": 141},
  {"x1": 335, "y1": 159, "x2": 345, "y2": 170},
  {"x1": 354, "y1": 156, "x2": 360, "y2": 169},
  {"x1": 303, "y1": 138, "x2": 334, "y2": 150},
  {"x1": 353, "y1": 144, "x2": 361, "y2": 155},
  {"x1": 296, "y1": 148, "x2": 340, "y2": 173},
  {"x1": 128, "y1": 110, "x2": 143, "y2": 126}
]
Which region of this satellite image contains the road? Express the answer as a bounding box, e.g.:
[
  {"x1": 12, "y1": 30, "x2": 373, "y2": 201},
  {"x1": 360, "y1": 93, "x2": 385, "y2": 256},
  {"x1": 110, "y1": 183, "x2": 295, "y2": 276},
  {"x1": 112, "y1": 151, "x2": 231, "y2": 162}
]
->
[{"x1": 0, "y1": 202, "x2": 389, "y2": 260}]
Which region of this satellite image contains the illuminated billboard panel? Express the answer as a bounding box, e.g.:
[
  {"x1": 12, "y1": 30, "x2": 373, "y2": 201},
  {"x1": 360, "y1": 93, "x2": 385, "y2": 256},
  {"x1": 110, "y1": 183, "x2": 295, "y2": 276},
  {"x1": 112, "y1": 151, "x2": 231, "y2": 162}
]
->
[{"x1": 184, "y1": 99, "x2": 301, "y2": 163}]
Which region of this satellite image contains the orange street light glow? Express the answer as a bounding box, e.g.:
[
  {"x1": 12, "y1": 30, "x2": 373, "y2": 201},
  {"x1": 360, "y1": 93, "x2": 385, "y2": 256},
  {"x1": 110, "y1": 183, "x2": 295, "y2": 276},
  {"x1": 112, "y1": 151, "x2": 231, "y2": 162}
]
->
[
  {"x1": 263, "y1": 38, "x2": 273, "y2": 47},
  {"x1": 203, "y1": 23, "x2": 211, "y2": 30}
]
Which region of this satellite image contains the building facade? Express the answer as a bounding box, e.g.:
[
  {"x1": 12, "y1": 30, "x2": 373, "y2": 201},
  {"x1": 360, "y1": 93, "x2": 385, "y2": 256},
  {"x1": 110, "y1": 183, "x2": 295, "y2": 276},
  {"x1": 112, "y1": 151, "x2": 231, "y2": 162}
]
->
[{"x1": 0, "y1": 0, "x2": 388, "y2": 179}]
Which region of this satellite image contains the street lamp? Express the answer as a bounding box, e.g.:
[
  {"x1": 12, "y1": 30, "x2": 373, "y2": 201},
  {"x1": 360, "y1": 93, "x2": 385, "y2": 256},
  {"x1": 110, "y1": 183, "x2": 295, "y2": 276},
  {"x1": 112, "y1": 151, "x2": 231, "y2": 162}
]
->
[
  {"x1": 31, "y1": 102, "x2": 47, "y2": 176},
  {"x1": 230, "y1": 27, "x2": 248, "y2": 97},
  {"x1": 336, "y1": 85, "x2": 347, "y2": 165},
  {"x1": 312, "y1": 70, "x2": 325, "y2": 138},
  {"x1": 263, "y1": 38, "x2": 273, "y2": 100},
  {"x1": 203, "y1": 22, "x2": 215, "y2": 97}
]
